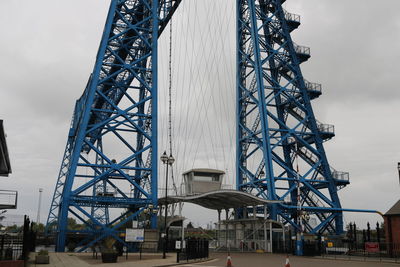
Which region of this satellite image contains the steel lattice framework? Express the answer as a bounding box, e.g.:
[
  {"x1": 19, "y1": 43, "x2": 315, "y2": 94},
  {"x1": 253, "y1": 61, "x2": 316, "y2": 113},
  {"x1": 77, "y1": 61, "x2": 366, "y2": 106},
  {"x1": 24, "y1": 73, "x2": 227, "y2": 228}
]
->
[
  {"x1": 236, "y1": 0, "x2": 349, "y2": 235},
  {"x1": 46, "y1": 0, "x2": 181, "y2": 252},
  {"x1": 47, "y1": 0, "x2": 351, "y2": 252}
]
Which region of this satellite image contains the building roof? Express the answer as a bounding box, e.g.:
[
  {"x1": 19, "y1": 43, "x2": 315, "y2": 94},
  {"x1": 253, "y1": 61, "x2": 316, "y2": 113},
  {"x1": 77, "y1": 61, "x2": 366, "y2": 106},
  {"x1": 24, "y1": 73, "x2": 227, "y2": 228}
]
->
[
  {"x1": 0, "y1": 120, "x2": 12, "y2": 177},
  {"x1": 385, "y1": 199, "x2": 400, "y2": 216},
  {"x1": 158, "y1": 189, "x2": 282, "y2": 210},
  {"x1": 182, "y1": 168, "x2": 225, "y2": 175}
]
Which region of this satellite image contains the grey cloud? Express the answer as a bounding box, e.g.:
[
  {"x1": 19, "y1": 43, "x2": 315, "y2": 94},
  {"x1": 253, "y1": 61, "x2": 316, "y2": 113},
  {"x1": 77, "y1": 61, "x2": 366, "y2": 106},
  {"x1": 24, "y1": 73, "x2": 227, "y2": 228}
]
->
[{"x1": 0, "y1": 0, "x2": 399, "y2": 229}]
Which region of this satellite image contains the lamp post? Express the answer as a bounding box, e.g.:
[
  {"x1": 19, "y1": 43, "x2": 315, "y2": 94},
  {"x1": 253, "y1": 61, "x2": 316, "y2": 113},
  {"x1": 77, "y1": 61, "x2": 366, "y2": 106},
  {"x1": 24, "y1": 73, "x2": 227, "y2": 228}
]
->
[
  {"x1": 397, "y1": 162, "x2": 400, "y2": 185},
  {"x1": 37, "y1": 188, "x2": 43, "y2": 224},
  {"x1": 160, "y1": 151, "x2": 174, "y2": 259}
]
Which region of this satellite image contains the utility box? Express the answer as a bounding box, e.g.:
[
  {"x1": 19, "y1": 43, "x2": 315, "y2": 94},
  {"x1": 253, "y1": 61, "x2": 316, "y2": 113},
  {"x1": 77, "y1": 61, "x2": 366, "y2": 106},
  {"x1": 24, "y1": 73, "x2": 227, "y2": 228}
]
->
[{"x1": 183, "y1": 169, "x2": 224, "y2": 195}]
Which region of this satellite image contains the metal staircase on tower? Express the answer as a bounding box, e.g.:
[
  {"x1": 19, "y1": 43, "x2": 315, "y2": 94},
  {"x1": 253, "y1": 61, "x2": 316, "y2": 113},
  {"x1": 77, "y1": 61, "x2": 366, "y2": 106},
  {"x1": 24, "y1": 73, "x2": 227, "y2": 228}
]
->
[
  {"x1": 237, "y1": 0, "x2": 349, "y2": 235},
  {"x1": 46, "y1": 0, "x2": 183, "y2": 252},
  {"x1": 46, "y1": 0, "x2": 354, "y2": 253}
]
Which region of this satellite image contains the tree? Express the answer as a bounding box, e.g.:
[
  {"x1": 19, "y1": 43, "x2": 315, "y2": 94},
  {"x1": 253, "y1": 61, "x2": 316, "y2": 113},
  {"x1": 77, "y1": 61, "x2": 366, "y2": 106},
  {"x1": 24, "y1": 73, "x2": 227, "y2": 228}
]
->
[
  {"x1": 67, "y1": 218, "x2": 85, "y2": 230},
  {"x1": 32, "y1": 222, "x2": 45, "y2": 232},
  {"x1": 5, "y1": 224, "x2": 22, "y2": 233}
]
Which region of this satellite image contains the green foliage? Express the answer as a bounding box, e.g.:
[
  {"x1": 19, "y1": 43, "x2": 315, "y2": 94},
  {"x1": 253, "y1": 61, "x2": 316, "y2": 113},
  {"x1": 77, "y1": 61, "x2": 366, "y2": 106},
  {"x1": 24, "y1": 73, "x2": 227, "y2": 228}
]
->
[
  {"x1": 38, "y1": 250, "x2": 48, "y2": 256},
  {"x1": 100, "y1": 236, "x2": 117, "y2": 253},
  {"x1": 33, "y1": 222, "x2": 45, "y2": 232},
  {"x1": 185, "y1": 229, "x2": 216, "y2": 240},
  {"x1": 5, "y1": 224, "x2": 22, "y2": 233},
  {"x1": 67, "y1": 218, "x2": 85, "y2": 230}
]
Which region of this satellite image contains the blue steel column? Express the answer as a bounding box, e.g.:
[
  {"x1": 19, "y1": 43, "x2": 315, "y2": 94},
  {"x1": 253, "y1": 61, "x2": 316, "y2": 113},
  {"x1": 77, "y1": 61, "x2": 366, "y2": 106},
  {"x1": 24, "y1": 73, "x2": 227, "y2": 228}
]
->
[
  {"x1": 237, "y1": 0, "x2": 348, "y2": 235},
  {"x1": 248, "y1": 0, "x2": 277, "y2": 218},
  {"x1": 277, "y1": 3, "x2": 343, "y2": 234},
  {"x1": 150, "y1": 0, "x2": 159, "y2": 229},
  {"x1": 236, "y1": 0, "x2": 244, "y2": 194},
  {"x1": 56, "y1": 1, "x2": 119, "y2": 251},
  {"x1": 48, "y1": 0, "x2": 183, "y2": 252}
]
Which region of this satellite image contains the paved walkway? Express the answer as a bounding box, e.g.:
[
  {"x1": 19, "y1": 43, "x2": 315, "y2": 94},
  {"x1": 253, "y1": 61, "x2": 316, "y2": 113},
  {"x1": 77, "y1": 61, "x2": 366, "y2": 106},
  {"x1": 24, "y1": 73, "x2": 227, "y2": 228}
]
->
[
  {"x1": 184, "y1": 253, "x2": 400, "y2": 267},
  {"x1": 28, "y1": 252, "x2": 400, "y2": 267},
  {"x1": 27, "y1": 252, "x2": 185, "y2": 267}
]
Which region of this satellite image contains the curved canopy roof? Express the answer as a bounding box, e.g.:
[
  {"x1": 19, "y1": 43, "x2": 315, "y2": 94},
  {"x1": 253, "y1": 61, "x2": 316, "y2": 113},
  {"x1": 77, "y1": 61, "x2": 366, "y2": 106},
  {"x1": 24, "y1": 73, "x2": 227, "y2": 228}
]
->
[{"x1": 158, "y1": 189, "x2": 282, "y2": 210}]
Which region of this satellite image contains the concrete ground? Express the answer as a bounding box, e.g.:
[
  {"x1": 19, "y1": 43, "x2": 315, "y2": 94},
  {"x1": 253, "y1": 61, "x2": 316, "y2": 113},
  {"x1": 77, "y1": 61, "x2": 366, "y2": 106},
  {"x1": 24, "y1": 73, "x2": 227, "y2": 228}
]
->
[
  {"x1": 185, "y1": 253, "x2": 400, "y2": 267},
  {"x1": 27, "y1": 252, "x2": 179, "y2": 267},
  {"x1": 27, "y1": 252, "x2": 400, "y2": 267}
]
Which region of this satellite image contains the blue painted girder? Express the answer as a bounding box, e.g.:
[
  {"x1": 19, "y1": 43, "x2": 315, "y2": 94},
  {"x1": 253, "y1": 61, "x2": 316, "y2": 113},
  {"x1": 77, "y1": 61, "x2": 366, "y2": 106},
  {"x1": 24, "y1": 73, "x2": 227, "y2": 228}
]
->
[
  {"x1": 46, "y1": 0, "x2": 182, "y2": 252},
  {"x1": 236, "y1": 0, "x2": 348, "y2": 235}
]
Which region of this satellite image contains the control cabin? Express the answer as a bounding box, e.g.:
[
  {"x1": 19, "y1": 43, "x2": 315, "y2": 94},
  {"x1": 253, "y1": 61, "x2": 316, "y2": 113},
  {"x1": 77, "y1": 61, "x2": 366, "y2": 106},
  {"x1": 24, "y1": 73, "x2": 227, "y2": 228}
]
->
[{"x1": 182, "y1": 168, "x2": 224, "y2": 195}]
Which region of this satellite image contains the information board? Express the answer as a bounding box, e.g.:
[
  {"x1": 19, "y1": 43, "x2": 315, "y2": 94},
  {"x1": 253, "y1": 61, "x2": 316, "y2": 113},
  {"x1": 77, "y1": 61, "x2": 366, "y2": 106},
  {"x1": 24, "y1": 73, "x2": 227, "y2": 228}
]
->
[
  {"x1": 125, "y1": 228, "x2": 144, "y2": 242},
  {"x1": 365, "y1": 242, "x2": 379, "y2": 253}
]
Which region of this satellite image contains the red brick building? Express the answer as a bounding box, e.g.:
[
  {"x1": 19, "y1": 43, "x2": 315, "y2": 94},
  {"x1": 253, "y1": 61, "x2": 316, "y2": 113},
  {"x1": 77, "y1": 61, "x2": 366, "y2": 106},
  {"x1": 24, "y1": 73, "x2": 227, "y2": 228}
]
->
[{"x1": 384, "y1": 200, "x2": 400, "y2": 244}]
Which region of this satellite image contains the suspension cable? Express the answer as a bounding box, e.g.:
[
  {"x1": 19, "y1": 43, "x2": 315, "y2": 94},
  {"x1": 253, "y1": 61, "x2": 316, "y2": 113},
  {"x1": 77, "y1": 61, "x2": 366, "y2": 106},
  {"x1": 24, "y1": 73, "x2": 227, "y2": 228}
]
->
[
  {"x1": 168, "y1": 19, "x2": 173, "y2": 157},
  {"x1": 168, "y1": 18, "x2": 178, "y2": 196}
]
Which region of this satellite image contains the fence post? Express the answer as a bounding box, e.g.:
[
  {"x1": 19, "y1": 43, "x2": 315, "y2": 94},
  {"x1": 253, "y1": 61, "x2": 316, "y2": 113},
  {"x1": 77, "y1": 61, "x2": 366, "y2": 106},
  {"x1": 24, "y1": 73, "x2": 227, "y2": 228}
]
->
[
  {"x1": 206, "y1": 239, "x2": 209, "y2": 258},
  {"x1": 0, "y1": 234, "x2": 4, "y2": 260},
  {"x1": 186, "y1": 239, "x2": 189, "y2": 262},
  {"x1": 22, "y1": 215, "x2": 30, "y2": 261}
]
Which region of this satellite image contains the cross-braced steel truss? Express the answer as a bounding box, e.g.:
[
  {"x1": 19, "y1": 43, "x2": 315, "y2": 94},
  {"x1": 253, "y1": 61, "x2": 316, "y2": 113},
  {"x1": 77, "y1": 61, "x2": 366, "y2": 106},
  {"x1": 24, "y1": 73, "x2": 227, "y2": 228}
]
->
[
  {"x1": 47, "y1": 0, "x2": 350, "y2": 253},
  {"x1": 46, "y1": 0, "x2": 182, "y2": 252},
  {"x1": 236, "y1": 0, "x2": 349, "y2": 235}
]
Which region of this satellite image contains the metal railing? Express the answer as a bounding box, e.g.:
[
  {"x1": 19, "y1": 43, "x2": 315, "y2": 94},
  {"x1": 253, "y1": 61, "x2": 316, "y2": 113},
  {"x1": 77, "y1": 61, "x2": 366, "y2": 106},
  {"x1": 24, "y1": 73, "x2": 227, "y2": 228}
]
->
[
  {"x1": 0, "y1": 215, "x2": 34, "y2": 262},
  {"x1": 321, "y1": 241, "x2": 400, "y2": 263},
  {"x1": 291, "y1": 107, "x2": 334, "y2": 136},
  {"x1": 304, "y1": 80, "x2": 322, "y2": 93},
  {"x1": 0, "y1": 234, "x2": 24, "y2": 261},
  {"x1": 298, "y1": 147, "x2": 349, "y2": 183},
  {"x1": 317, "y1": 123, "x2": 335, "y2": 135},
  {"x1": 221, "y1": 184, "x2": 233, "y2": 190},
  {"x1": 0, "y1": 190, "x2": 17, "y2": 209},
  {"x1": 331, "y1": 170, "x2": 350, "y2": 182},
  {"x1": 284, "y1": 10, "x2": 300, "y2": 23},
  {"x1": 293, "y1": 42, "x2": 310, "y2": 56},
  {"x1": 177, "y1": 238, "x2": 209, "y2": 263}
]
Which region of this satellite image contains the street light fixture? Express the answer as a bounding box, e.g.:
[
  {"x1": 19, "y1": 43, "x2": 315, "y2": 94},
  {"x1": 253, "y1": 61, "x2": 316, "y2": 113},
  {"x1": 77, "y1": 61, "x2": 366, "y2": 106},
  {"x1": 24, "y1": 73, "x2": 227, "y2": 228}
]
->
[
  {"x1": 398, "y1": 162, "x2": 400, "y2": 185},
  {"x1": 37, "y1": 188, "x2": 43, "y2": 225},
  {"x1": 160, "y1": 151, "x2": 174, "y2": 259}
]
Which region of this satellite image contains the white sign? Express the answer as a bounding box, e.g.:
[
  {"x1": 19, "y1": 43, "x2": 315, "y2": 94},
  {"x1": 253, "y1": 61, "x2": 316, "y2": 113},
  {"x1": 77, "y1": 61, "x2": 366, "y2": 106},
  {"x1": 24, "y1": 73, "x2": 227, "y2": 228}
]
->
[
  {"x1": 175, "y1": 240, "x2": 181, "y2": 249},
  {"x1": 125, "y1": 228, "x2": 144, "y2": 242},
  {"x1": 132, "y1": 220, "x2": 138, "y2": 228}
]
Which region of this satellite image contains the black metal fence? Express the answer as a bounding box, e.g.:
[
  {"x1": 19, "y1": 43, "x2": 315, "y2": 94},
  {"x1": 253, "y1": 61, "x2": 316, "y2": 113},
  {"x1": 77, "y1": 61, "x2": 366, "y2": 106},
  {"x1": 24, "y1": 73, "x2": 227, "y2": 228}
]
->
[
  {"x1": 0, "y1": 234, "x2": 23, "y2": 261},
  {"x1": 0, "y1": 215, "x2": 36, "y2": 262},
  {"x1": 320, "y1": 241, "x2": 400, "y2": 262},
  {"x1": 274, "y1": 236, "x2": 400, "y2": 262},
  {"x1": 177, "y1": 238, "x2": 209, "y2": 262}
]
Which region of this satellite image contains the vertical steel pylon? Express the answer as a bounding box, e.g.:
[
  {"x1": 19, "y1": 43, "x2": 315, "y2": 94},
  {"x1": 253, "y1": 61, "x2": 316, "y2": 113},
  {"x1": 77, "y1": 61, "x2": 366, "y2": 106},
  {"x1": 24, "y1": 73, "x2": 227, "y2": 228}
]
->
[
  {"x1": 236, "y1": 0, "x2": 350, "y2": 234},
  {"x1": 46, "y1": 0, "x2": 182, "y2": 252},
  {"x1": 47, "y1": 0, "x2": 350, "y2": 251}
]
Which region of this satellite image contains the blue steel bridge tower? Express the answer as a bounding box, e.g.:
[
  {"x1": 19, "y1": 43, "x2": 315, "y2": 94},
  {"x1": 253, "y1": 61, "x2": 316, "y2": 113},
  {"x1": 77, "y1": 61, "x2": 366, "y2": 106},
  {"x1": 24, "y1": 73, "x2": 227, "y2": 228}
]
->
[
  {"x1": 236, "y1": 0, "x2": 349, "y2": 235},
  {"x1": 47, "y1": 0, "x2": 349, "y2": 252},
  {"x1": 46, "y1": 0, "x2": 182, "y2": 252}
]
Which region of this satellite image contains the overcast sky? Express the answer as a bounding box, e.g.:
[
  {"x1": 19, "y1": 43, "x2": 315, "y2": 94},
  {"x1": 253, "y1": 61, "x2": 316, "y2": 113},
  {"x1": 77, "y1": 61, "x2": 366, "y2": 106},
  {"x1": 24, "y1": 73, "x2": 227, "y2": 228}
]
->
[{"x1": 0, "y1": 0, "x2": 399, "y2": 229}]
